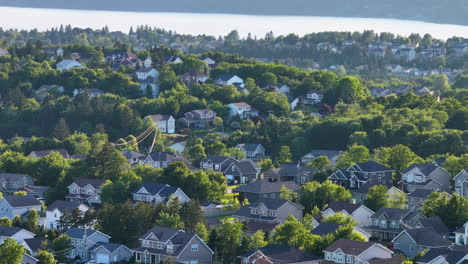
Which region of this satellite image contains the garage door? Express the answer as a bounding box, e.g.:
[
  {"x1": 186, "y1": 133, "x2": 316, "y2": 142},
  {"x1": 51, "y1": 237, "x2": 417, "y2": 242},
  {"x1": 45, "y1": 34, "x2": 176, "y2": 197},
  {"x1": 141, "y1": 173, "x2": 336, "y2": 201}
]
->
[{"x1": 96, "y1": 253, "x2": 109, "y2": 264}]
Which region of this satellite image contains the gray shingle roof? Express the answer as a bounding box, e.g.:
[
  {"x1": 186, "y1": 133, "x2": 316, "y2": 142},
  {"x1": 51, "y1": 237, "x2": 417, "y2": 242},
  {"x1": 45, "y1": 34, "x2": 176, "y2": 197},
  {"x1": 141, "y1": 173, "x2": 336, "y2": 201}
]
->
[
  {"x1": 215, "y1": 74, "x2": 236, "y2": 81},
  {"x1": 402, "y1": 227, "x2": 452, "y2": 247},
  {"x1": 0, "y1": 173, "x2": 34, "y2": 182},
  {"x1": 311, "y1": 222, "x2": 340, "y2": 236},
  {"x1": 417, "y1": 246, "x2": 468, "y2": 264},
  {"x1": 89, "y1": 242, "x2": 126, "y2": 253},
  {"x1": 402, "y1": 162, "x2": 440, "y2": 175},
  {"x1": 0, "y1": 226, "x2": 24, "y2": 237},
  {"x1": 65, "y1": 227, "x2": 98, "y2": 239},
  {"x1": 415, "y1": 216, "x2": 449, "y2": 235},
  {"x1": 235, "y1": 160, "x2": 261, "y2": 174},
  {"x1": 201, "y1": 155, "x2": 232, "y2": 164},
  {"x1": 323, "y1": 202, "x2": 363, "y2": 214},
  {"x1": 239, "y1": 244, "x2": 320, "y2": 263},
  {"x1": 234, "y1": 179, "x2": 300, "y2": 194},
  {"x1": 408, "y1": 189, "x2": 434, "y2": 198},
  {"x1": 24, "y1": 237, "x2": 48, "y2": 252},
  {"x1": 351, "y1": 161, "x2": 393, "y2": 172},
  {"x1": 4, "y1": 195, "x2": 42, "y2": 207},
  {"x1": 73, "y1": 178, "x2": 106, "y2": 189},
  {"x1": 371, "y1": 207, "x2": 419, "y2": 222},
  {"x1": 121, "y1": 150, "x2": 145, "y2": 159},
  {"x1": 47, "y1": 200, "x2": 83, "y2": 212},
  {"x1": 264, "y1": 163, "x2": 314, "y2": 178},
  {"x1": 323, "y1": 239, "x2": 376, "y2": 254},
  {"x1": 237, "y1": 143, "x2": 262, "y2": 152}
]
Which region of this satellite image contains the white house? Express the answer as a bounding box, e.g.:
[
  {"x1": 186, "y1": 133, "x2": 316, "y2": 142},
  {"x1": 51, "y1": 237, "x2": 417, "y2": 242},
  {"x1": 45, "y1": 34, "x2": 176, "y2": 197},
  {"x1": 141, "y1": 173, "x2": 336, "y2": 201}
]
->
[
  {"x1": 73, "y1": 88, "x2": 104, "y2": 98},
  {"x1": 136, "y1": 67, "x2": 159, "y2": 81},
  {"x1": 303, "y1": 90, "x2": 324, "y2": 105},
  {"x1": 321, "y1": 202, "x2": 374, "y2": 227},
  {"x1": 227, "y1": 102, "x2": 259, "y2": 119},
  {"x1": 46, "y1": 200, "x2": 89, "y2": 230},
  {"x1": 132, "y1": 182, "x2": 190, "y2": 204},
  {"x1": 0, "y1": 196, "x2": 42, "y2": 220},
  {"x1": 65, "y1": 178, "x2": 106, "y2": 205},
  {"x1": 323, "y1": 239, "x2": 394, "y2": 264},
  {"x1": 215, "y1": 74, "x2": 244, "y2": 86},
  {"x1": 455, "y1": 221, "x2": 468, "y2": 245},
  {"x1": 202, "y1": 57, "x2": 216, "y2": 66},
  {"x1": 167, "y1": 56, "x2": 183, "y2": 64},
  {"x1": 149, "y1": 114, "x2": 175, "y2": 133},
  {"x1": 56, "y1": 60, "x2": 84, "y2": 71}
]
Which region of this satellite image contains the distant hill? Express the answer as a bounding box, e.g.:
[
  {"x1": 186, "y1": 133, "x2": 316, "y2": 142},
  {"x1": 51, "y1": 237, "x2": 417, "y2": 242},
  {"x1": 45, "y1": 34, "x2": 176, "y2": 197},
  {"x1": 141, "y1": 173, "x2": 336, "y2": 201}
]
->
[{"x1": 1, "y1": 0, "x2": 468, "y2": 26}]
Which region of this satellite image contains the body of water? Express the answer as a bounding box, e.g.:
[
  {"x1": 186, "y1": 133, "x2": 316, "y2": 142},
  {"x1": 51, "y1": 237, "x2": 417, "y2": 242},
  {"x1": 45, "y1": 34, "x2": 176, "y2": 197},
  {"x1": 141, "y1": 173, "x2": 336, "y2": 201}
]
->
[{"x1": 1, "y1": 7, "x2": 468, "y2": 39}]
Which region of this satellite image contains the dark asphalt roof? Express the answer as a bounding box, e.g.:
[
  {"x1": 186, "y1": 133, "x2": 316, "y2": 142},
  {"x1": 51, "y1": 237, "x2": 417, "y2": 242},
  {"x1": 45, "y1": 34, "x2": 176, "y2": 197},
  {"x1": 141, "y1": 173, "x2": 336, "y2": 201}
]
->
[
  {"x1": 417, "y1": 246, "x2": 468, "y2": 264},
  {"x1": 234, "y1": 179, "x2": 300, "y2": 194},
  {"x1": 323, "y1": 239, "x2": 376, "y2": 255},
  {"x1": 73, "y1": 178, "x2": 106, "y2": 189},
  {"x1": 239, "y1": 244, "x2": 321, "y2": 263},
  {"x1": 351, "y1": 161, "x2": 393, "y2": 172},
  {"x1": 402, "y1": 228, "x2": 452, "y2": 247},
  {"x1": 311, "y1": 222, "x2": 340, "y2": 236},
  {"x1": 415, "y1": 216, "x2": 449, "y2": 235},
  {"x1": 4, "y1": 195, "x2": 42, "y2": 207},
  {"x1": 47, "y1": 200, "x2": 83, "y2": 212},
  {"x1": 264, "y1": 163, "x2": 314, "y2": 178},
  {"x1": 65, "y1": 227, "x2": 98, "y2": 239},
  {"x1": 201, "y1": 155, "x2": 232, "y2": 164},
  {"x1": 121, "y1": 150, "x2": 145, "y2": 159},
  {"x1": 89, "y1": 242, "x2": 126, "y2": 253},
  {"x1": 402, "y1": 162, "x2": 440, "y2": 175},
  {"x1": 323, "y1": 202, "x2": 363, "y2": 214},
  {"x1": 136, "y1": 226, "x2": 199, "y2": 256},
  {"x1": 408, "y1": 189, "x2": 435, "y2": 198},
  {"x1": 0, "y1": 226, "x2": 24, "y2": 237},
  {"x1": 133, "y1": 182, "x2": 181, "y2": 199},
  {"x1": 0, "y1": 173, "x2": 34, "y2": 182},
  {"x1": 215, "y1": 74, "x2": 237, "y2": 81},
  {"x1": 24, "y1": 237, "x2": 48, "y2": 252},
  {"x1": 371, "y1": 207, "x2": 414, "y2": 221}
]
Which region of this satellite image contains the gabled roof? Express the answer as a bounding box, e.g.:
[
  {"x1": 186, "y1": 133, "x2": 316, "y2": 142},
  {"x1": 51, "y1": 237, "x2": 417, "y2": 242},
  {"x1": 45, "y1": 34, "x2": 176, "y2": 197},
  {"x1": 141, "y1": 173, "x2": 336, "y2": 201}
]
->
[
  {"x1": 394, "y1": 228, "x2": 452, "y2": 247},
  {"x1": 408, "y1": 189, "x2": 434, "y2": 199},
  {"x1": 0, "y1": 226, "x2": 24, "y2": 237},
  {"x1": 215, "y1": 74, "x2": 238, "y2": 81},
  {"x1": 236, "y1": 143, "x2": 263, "y2": 152},
  {"x1": 89, "y1": 242, "x2": 129, "y2": 253},
  {"x1": 250, "y1": 198, "x2": 293, "y2": 210},
  {"x1": 139, "y1": 226, "x2": 184, "y2": 242},
  {"x1": 149, "y1": 114, "x2": 173, "y2": 122},
  {"x1": 121, "y1": 150, "x2": 145, "y2": 159},
  {"x1": 264, "y1": 163, "x2": 314, "y2": 178},
  {"x1": 229, "y1": 102, "x2": 251, "y2": 108},
  {"x1": 65, "y1": 227, "x2": 109, "y2": 239},
  {"x1": 323, "y1": 202, "x2": 364, "y2": 214},
  {"x1": 233, "y1": 179, "x2": 300, "y2": 194},
  {"x1": 234, "y1": 160, "x2": 261, "y2": 175},
  {"x1": 24, "y1": 237, "x2": 48, "y2": 252},
  {"x1": 29, "y1": 149, "x2": 70, "y2": 158},
  {"x1": 415, "y1": 216, "x2": 449, "y2": 235},
  {"x1": 148, "y1": 152, "x2": 180, "y2": 162},
  {"x1": 417, "y1": 245, "x2": 468, "y2": 264},
  {"x1": 311, "y1": 222, "x2": 340, "y2": 236},
  {"x1": 72, "y1": 178, "x2": 106, "y2": 189},
  {"x1": 133, "y1": 182, "x2": 181, "y2": 199},
  {"x1": 47, "y1": 200, "x2": 85, "y2": 212},
  {"x1": 201, "y1": 155, "x2": 232, "y2": 164},
  {"x1": 302, "y1": 149, "x2": 343, "y2": 159},
  {"x1": 371, "y1": 207, "x2": 415, "y2": 221},
  {"x1": 350, "y1": 161, "x2": 393, "y2": 172},
  {"x1": 402, "y1": 162, "x2": 440, "y2": 175},
  {"x1": 3, "y1": 195, "x2": 42, "y2": 207},
  {"x1": 238, "y1": 244, "x2": 321, "y2": 264},
  {"x1": 323, "y1": 239, "x2": 382, "y2": 255},
  {"x1": 0, "y1": 173, "x2": 34, "y2": 182}
]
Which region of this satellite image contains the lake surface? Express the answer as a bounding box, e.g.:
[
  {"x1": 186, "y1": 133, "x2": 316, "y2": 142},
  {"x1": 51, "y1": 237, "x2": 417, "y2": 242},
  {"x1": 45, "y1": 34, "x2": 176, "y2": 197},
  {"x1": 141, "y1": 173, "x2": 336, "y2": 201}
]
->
[{"x1": 1, "y1": 7, "x2": 468, "y2": 39}]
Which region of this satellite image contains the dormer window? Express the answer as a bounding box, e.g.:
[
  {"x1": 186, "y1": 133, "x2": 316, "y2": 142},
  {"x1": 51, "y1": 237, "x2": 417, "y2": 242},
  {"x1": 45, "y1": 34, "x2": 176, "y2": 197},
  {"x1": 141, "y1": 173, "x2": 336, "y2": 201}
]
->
[
  {"x1": 269, "y1": 210, "x2": 276, "y2": 217},
  {"x1": 191, "y1": 244, "x2": 198, "y2": 251},
  {"x1": 251, "y1": 208, "x2": 258, "y2": 215},
  {"x1": 167, "y1": 244, "x2": 173, "y2": 254}
]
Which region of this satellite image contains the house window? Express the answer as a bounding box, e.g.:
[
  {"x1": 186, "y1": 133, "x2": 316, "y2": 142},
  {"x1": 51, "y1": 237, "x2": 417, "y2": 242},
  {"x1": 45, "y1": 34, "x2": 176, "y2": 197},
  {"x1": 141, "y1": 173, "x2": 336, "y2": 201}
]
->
[
  {"x1": 350, "y1": 180, "x2": 355, "y2": 187},
  {"x1": 337, "y1": 253, "x2": 344, "y2": 263},
  {"x1": 270, "y1": 194, "x2": 275, "y2": 198},
  {"x1": 214, "y1": 164, "x2": 219, "y2": 170},
  {"x1": 191, "y1": 244, "x2": 198, "y2": 251},
  {"x1": 251, "y1": 208, "x2": 258, "y2": 215},
  {"x1": 325, "y1": 252, "x2": 331, "y2": 260},
  {"x1": 394, "y1": 243, "x2": 400, "y2": 249},
  {"x1": 346, "y1": 255, "x2": 352, "y2": 263},
  {"x1": 269, "y1": 210, "x2": 276, "y2": 217},
  {"x1": 378, "y1": 175, "x2": 382, "y2": 182},
  {"x1": 243, "y1": 258, "x2": 249, "y2": 264},
  {"x1": 410, "y1": 245, "x2": 414, "y2": 251},
  {"x1": 167, "y1": 245, "x2": 173, "y2": 254}
]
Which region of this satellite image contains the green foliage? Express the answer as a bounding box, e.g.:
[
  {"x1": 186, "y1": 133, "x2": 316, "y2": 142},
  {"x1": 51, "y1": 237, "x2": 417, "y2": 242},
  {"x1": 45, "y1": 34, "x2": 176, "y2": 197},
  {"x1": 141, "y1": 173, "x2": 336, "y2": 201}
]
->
[
  {"x1": 52, "y1": 234, "x2": 71, "y2": 263},
  {"x1": 248, "y1": 230, "x2": 269, "y2": 249},
  {"x1": 13, "y1": 191, "x2": 27, "y2": 196},
  {"x1": 322, "y1": 213, "x2": 358, "y2": 226},
  {"x1": 420, "y1": 192, "x2": 468, "y2": 230},
  {"x1": 364, "y1": 185, "x2": 389, "y2": 211},
  {"x1": 0, "y1": 217, "x2": 12, "y2": 226},
  {"x1": 307, "y1": 156, "x2": 332, "y2": 172},
  {"x1": 277, "y1": 145, "x2": 292, "y2": 165},
  {"x1": 280, "y1": 185, "x2": 297, "y2": 201},
  {"x1": 216, "y1": 221, "x2": 244, "y2": 264},
  {"x1": 373, "y1": 144, "x2": 422, "y2": 182},
  {"x1": 157, "y1": 213, "x2": 185, "y2": 229},
  {"x1": 299, "y1": 180, "x2": 352, "y2": 212},
  {"x1": 336, "y1": 144, "x2": 370, "y2": 169},
  {"x1": 0, "y1": 238, "x2": 26, "y2": 264},
  {"x1": 101, "y1": 180, "x2": 129, "y2": 203},
  {"x1": 388, "y1": 190, "x2": 408, "y2": 209},
  {"x1": 35, "y1": 250, "x2": 56, "y2": 264}
]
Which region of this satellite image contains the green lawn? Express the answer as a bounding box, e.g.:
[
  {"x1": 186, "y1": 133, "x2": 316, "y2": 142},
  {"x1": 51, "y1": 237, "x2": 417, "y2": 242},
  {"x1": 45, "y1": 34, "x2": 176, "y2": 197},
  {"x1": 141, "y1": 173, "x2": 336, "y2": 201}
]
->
[{"x1": 302, "y1": 104, "x2": 320, "y2": 113}]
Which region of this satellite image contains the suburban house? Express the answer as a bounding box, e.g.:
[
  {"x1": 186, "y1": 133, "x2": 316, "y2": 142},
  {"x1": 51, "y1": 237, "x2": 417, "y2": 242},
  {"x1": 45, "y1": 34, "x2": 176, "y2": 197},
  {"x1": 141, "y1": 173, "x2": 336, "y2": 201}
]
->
[
  {"x1": 132, "y1": 182, "x2": 190, "y2": 204},
  {"x1": 167, "y1": 56, "x2": 183, "y2": 64},
  {"x1": 322, "y1": 239, "x2": 394, "y2": 264},
  {"x1": 23, "y1": 237, "x2": 48, "y2": 255},
  {"x1": 72, "y1": 88, "x2": 104, "y2": 98},
  {"x1": 391, "y1": 228, "x2": 452, "y2": 258},
  {"x1": 455, "y1": 221, "x2": 468, "y2": 245},
  {"x1": 141, "y1": 152, "x2": 190, "y2": 169},
  {"x1": 238, "y1": 244, "x2": 321, "y2": 264},
  {"x1": 364, "y1": 207, "x2": 425, "y2": 241},
  {"x1": 321, "y1": 202, "x2": 375, "y2": 227},
  {"x1": 201, "y1": 57, "x2": 216, "y2": 67},
  {"x1": 416, "y1": 245, "x2": 468, "y2": 264},
  {"x1": 29, "y1": 149, "x2": 71, "y2": 159},
  {"x1": 131, "y1": 226, "x2": 214, "y2": 264},
  {"x1": 139, "y1": 76, "x2": 159, "y2": 98},
  {"x1": 0, "y1": 226, "x2": 35, "y2": 244},
  {"x1": 179, "y1": 109, "x2": 217, "y2": 128},
  {"x1": 233, "y1": 198, "x2": 304, "y2": 224},
  {"x1": 46, "y1": 200, "x2": 89, "y2": 230},
  {"x1": 149, "y1": 114, "x2": 176, "y2": 134},
  {"x1": 264, "y1": 163, "x2": 314, "y2": 184},
  {"x1": 454, "y1": 169, "x2": 468, "y2": 197},
  {"x1": 411, "y1": 216, "x2": 450, "y2": 238},
  {"x1": 65, "y1": 178, "x2": 107, "y2": 205},
  {"x1": 181, "y1": 71, "x2": 210, "y2": 85},
  {"x1": 136, "y1": 67, "x2": 159, "y2": 81},
  {"x1": 214, "y1": 74, "x2": 244, "y2": 87},
  {"x1": 303, "y1": 90, "x2": 324, "y2": 105},
  {"x1": 121, "y1": 150, "x2": 145, "y2": 165},
  {"x1": 407, "y1": 189, "x2": 444, "y2": 211},
  {"x1": 300, "y1": 149, "x2": 343, "y2": 165},
  {"x1": 233, "y1": 179, "x2": 300, "y2": 203},
  {"x1": 223, "y1": 159, "x2": 261, "y2": 184},
  {"x1": 200, "y1": 156, "x2": 237, "y2": 172},
  {"x1": 227, "y1": 102, "x2": 259, "y2": 119},
  {"x1": 352, "y1": 184, "x2": 405, "y2": 204},
  {"x1": 56, "y1": 59, "x2": 84, "y2": 71},
  {"x1": 400, "y1": 163, "x2": 451, "y2": 193},
  {"x1": 235, "y1": 143, "x2": 266, "y2": 161},
  {"x1": 329, "y1": 161, "x2": 394, "y2": 190},
  {"x1": 311, "y1": 222, "x2": 371, "y2": 241},
  {"x1": 0, "y1": 173, "x2": 35, "y2": 195},
  {"x1": 34, "y1": 84, "x2": 65, "y2": 100},
  {"x1": 89, "y1": 242, "x2": 132, "y2": 264},
  {"x1": 0, "y1": 195, "x2": 42, "y2": 220},
  {"x1": 66, "y1": 227, "x2": 111, "y2": 261}
]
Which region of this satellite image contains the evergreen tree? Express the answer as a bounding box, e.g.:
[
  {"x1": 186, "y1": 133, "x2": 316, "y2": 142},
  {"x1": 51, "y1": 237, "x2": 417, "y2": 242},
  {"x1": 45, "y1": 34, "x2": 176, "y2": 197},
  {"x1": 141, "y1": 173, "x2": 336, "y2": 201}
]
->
[{"x1": 52, "y1": 118, "x2": 71, "y2": 140}]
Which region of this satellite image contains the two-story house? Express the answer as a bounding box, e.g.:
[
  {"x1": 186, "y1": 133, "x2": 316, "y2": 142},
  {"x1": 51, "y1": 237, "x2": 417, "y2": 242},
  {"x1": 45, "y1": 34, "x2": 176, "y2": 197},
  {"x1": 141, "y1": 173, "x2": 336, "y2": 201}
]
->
[
  {"x1": 66, "y1": 178, "x2": 107, "y2": 205},
  {"x1": 179, "y1": 109, "x2": 217, "y2": 128},
  {"x1": 238, "y1": 244, "x2": 321, "y2": 264},
  {"x1": 136, "y1": 67, "x2": 159, "y2": 81},
  {"x1": 200, "y1": 156, "x2": 237, "y2": 172},
  {"x1": 416, "y1": 245, "x2": 468, "y2": 264},
  {"x1": 233, "y1": 179, "x2": 300, "y2": 203},
  {"x1": 329, "y1": 161, "x2": 394, "y2": 190},
  {"x1": 300, "y1": 149, "x2": 343, "y2": 166},
  {"x1": 66, "y1": 227, "x2": 111, "y2": 261},
  {"x1": 303, "y1": 90, "x2": 323, "y2": 105},
  {"x1": 392, "y1": 228, "x2": 452, "y2": 258},
  {"x1": 121, "y1": 150, "x2": 145, "y2": 165},
  {"x1": 214, "y1": 74, "x2": 244, "y2": 87},
  {"x1": 233, "y1": 198, "x2": 303, "y2": 225},
  {"x1": 235, "y1": 144, "x2": 265, "y2": 161},
  {"x1": 142, "y1": 152, "x2": 191, "y2": 169},
  {"x1": 131, "y1": 226, "x2": 214, "y2": 264},
  {"x1": 132, "y1": 182, "x2": 190, "y2": 204},
  {"x1": 46, "y1": 200, "x2": 89, "y2": 230},
  {"x1": 223, "y1": 159, "x2": 261, "y2": 184},
  {"x1": 400, "y1": 163, "x2": 451, "y2": 193},
  {"x1": 0, "y1": 195, "x2": 42, "y2": 220},
  {"x1": 89, "y1": 242, "x2": 132, "y2": 264},
  {"x1": 264, "y1": 163, "x2": 314, "y2": 184},
  {"x1": 321, "y1": 202, "x2": 375, "y2": 227},
  {"x1": 365, "y1": 207, "x2": 425, "y2": 241},
  {"x1": 322, "y1": 239, "x2": 394, "y2": 264},
  {"x1": 0, "y1": 173, "x2": 35, "y2": 195},
  {"x1": 227, "y1": 102, "x2": 259, "y2": 119},
  {"x1": 149, "y1": 115, "x2": 176, "y2": 134},
  {"x1": 454, "y1": 169, "x2": 468, "y2": 197}
]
